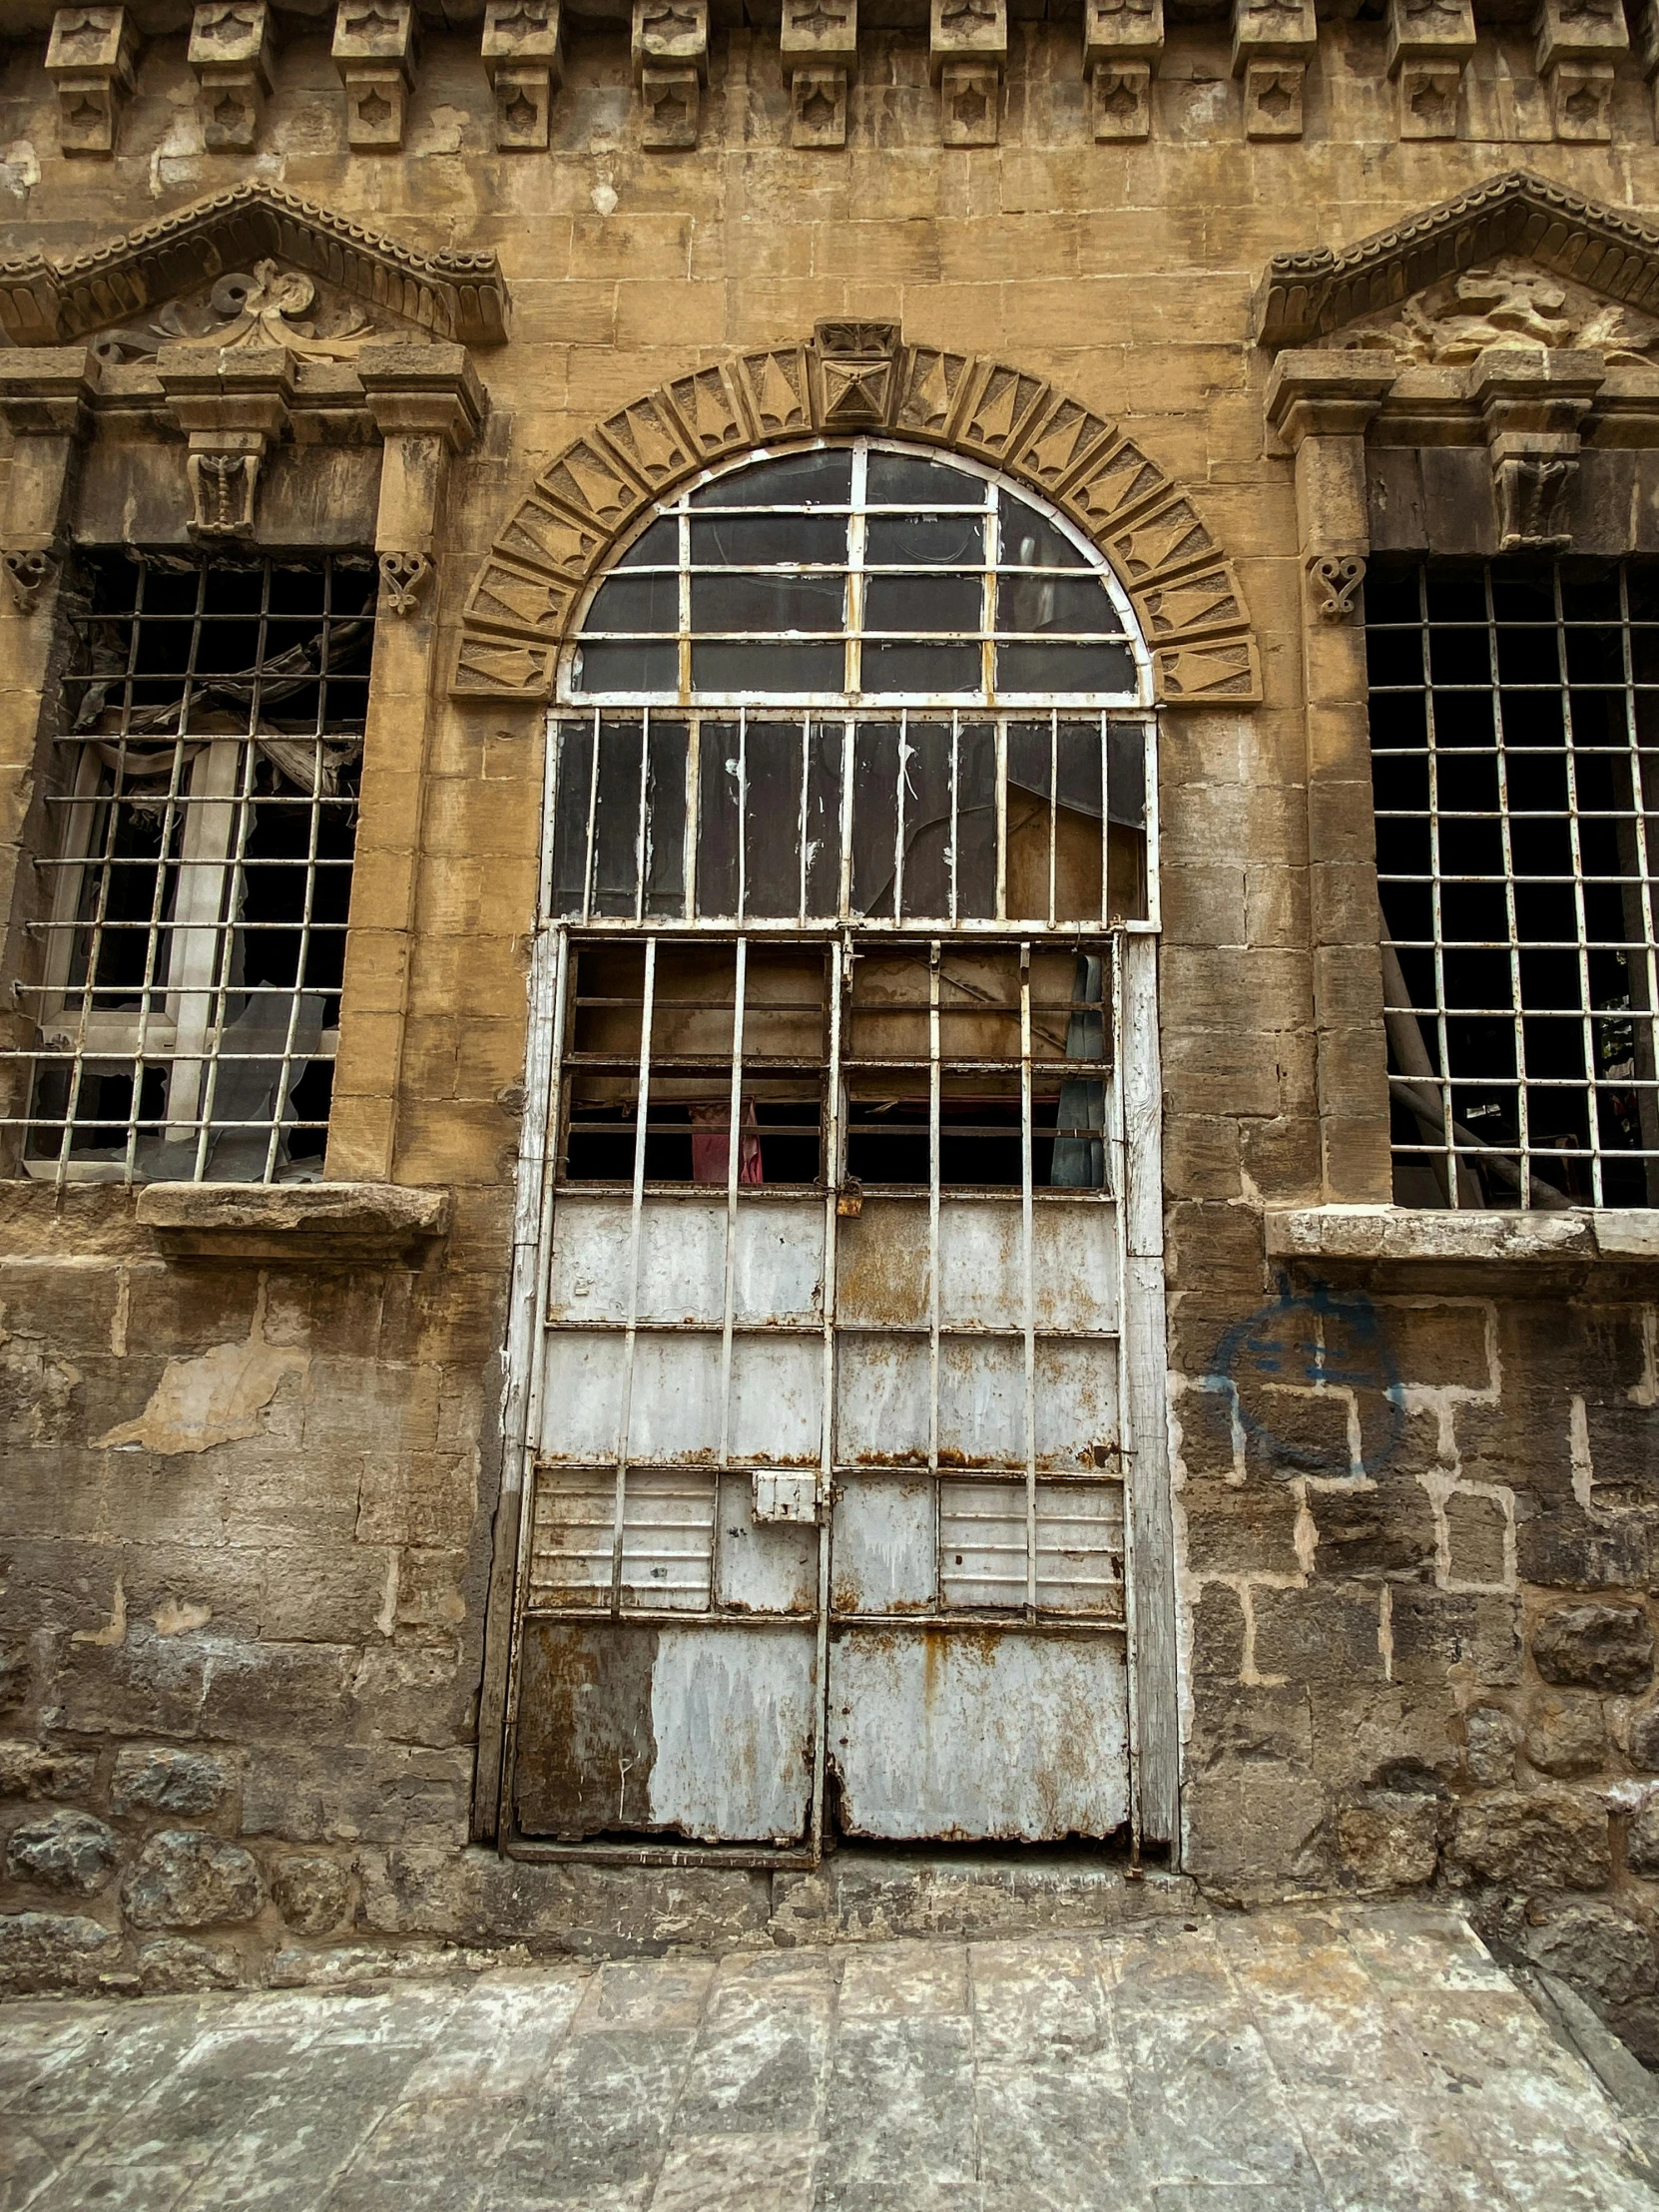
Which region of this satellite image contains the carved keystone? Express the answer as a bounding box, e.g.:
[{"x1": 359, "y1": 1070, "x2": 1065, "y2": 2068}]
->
[
  {"x1": 45, "y1": 6, "x2": 139, "y2": 157},
  {"x1": 332, "y1": 0, "x2": 418, "y2": 150},
  {"x1": 813, "y1": 318, "x2": 899, "y2": 427},
  {"x1": 157, "y1": 344, "x2": 295, "y2": 541},
  {"x1": 482, "y1": 0, "x2": 563, "y2": 151},
  {"x1": 1470, "y1": 345, "x2": 1605, "y2": 552},
  {"x1": 189, "y1": 3, "x2": 274, "y2": 152}
]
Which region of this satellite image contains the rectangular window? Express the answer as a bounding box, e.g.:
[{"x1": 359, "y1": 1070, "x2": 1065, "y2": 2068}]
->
[
  {"x1": 2, "y1": 552, "x2": 375, "y2": 1184},
  {"x1": 558, "y1": 936, "x2": 1112, "y2": 1194},
  {"x1": 1367, "y1": 557, "x2": 1659, "y2": 1209}
]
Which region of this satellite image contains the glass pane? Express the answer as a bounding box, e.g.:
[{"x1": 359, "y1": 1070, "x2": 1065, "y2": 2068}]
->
[
  {"x1": 899, "y1": 722, "x2": 954, "y2": 919},
  {"x1": 863, "y1": 573, "x2": 982, "y2": 632},
  {"x1": 585, "y1": 572, "x2": 678, "y2": 633},
  {"x1": 592, "y1": 720, "x2": 643, "y2": 917},
  {"x1": 999, "y1": 497, "x2": 1090, "y2": 569},
  {"x1": 850, "y1": 724, "x2": 899, "y2": 917},
  {"x1": 995, "y1": 575, "x2": 1122, "y2": 635},
  {"x1": 997, "y1": 642, "x2": 1136, "y2": 693},
  {"x1": 865, "y1": 514, "x2": 983, "y2": 566},
  {"x1": 574, "y1": 641, "x2": 677, "y2": 693},
  {"x1": 866, "y1": 452, "x2": 983, "y2": 506},
  {"x1": 697, "y1": 722, "x2": 740, "y2": 914},
  {"x1": 690, "y1": 450, "x2": 853, "y2": 507},
  {"x1": 692, "y1": 641, "x2": 845, "y2": 693},
  {"x1": 645, "y1": 720, "x2": 688, "y2": 917},
  {"x1": 744, "y1": 722, "x2": 807, "y2": 917},
  {"x1": 616, "y1": 516, "x2": 678, "y2": 568},
  {"x1": 1056, "y1": 721, "x2": 1103, "y2": 821},
  {"x1": 690, "y1": 571, "x2": 845, "y2": 634},
  {"x1": 552, "y1": 723, "x2": 593, "y2": 914},
  {"x1": 861, "y1": 642, "x2": 979, "y2": 694},
  {"x1": 804, "y1": 720, "x2": 844, "y2": 918},
  {"x1": 1107, "y1": 723, "x2": 1146, "y2": 829},
  {"x1": 957, "y1": 723, "x2": 997, "y2": 919},
  {"x1": 690, "y1": 514, "x2": 846, "y2": 567}
]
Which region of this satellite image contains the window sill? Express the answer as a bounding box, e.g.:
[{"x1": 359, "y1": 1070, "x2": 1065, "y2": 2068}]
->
[
  {"x1": 134, "y1": 1182, "x2": 452, "y2": 1262},
  {"x1": 1264, "y1": 1205, "x2": 1659, "y2": 1288}
]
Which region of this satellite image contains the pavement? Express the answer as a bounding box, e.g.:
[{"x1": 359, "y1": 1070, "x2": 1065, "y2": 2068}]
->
[{"x1": 0, "y1": 1903, "x2": 1655, "y2": 2211}]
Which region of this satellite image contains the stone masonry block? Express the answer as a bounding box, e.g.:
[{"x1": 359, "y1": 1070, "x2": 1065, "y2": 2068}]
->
[
  {"x1": 792, "y1": 66, "x2": 849, "y2": 147},
  {"x1": 122, "y1": 1829, "x2": 264, "y2": 1928},
  {"x1": 1091, "y1": 62, "x2": 1151, "y2": 140},
  {"x1": 1253, "y1": 1581, "x2": 1387, "y2": 1691},
  {"x1": 6, "y1": 1810, "x2": 119, "y2": 1896},
  {"x1": 1388, "y1": 1589, "x2": 1522, "y2": 1688},
  {"x1": 1397, "y1": 60, "x2": 1462, "y2": 138},
  {"x1": 1446, "y1": 1788, "x2": 1611, "y2": 1891},
  {"x1": 45, "y1": 6, "x2": 139, "y2": 157},
  {"x1": 1533, "y1": 1603, "x2": 1655, "y2": 1692},
  {"x1": 633, "y1": 0, "x2": 709, "y2": 78},
  {"x1": 639, "y1": 65, "x2": 701, "y2": 147},
  {"x1": 111, "y1": 1746, "x2": 235, "y2": 1820},
  {"x1": 1548, "y1": 60, "x2": 1614, "y2": 141},
  {"x1": 938, "y1": 59, "x2": 1001, "y2": 143}
]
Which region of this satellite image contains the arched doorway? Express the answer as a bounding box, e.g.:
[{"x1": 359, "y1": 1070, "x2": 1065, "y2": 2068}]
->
[{"x1": 494, "y1": 437, "x2": 1175, "y2": 1865}]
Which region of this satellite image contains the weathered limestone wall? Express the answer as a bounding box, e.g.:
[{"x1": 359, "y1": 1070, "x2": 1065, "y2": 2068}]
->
[{"x1": 1, "y1": 7, "x2": 1659, "y2": 2042}]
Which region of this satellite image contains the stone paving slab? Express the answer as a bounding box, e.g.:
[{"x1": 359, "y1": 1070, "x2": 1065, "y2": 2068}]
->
[{"x1": 0, "y1": 1905, "x2": 1653, "y2": 2211}]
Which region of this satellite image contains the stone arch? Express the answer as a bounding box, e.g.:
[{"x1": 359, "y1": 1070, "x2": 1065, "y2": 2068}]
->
[{"x1": 451, "y1": 322, "x2": 1261, "y2": 707}]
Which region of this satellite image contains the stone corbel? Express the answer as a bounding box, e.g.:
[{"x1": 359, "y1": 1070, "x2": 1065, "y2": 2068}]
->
[
  {"x1": 930, "y1": 0, "x2": 1006, "y2": 147},
  {"x1": 357, "y1": 341, "x2": 484, "y2": 595},
  {"x1": 332, "y1": 0, "x2": 419, "y2": 150},
  {"x1": 189, "y1": 2, "x2": 275, "y2": 152},
  {"x1": 2, "y1": 550, "x2": 57, "y2": 615},
  {"x1": 482, "y1": 0, "x2": 563, "y2": 151},
  {"x1": 1384, "y1": 0, "x2": 1473, "y2": 141},
  {"x1": 781, "y1": 0, "x2": 856, "y2": 150},
  {"x1": 1471, "y1": 346, "x2": 1604, "y2": 551},
  {"x1": 0, "y1": 347, "x2": 101, "y2": 567},
  {"x1": 1231, "y1": 0, "x2": 1316, "y2": 141},
  {"x1": 1535, "y1": 0, "x2": 1625, "y2": 142},
  {"x1": 633, "y1": 0, "x2": 709, "y2": 150},
  {"x1": 156, "y1": 344, "x2": 295, "y2": 541},
  {"x1": 45, "y1": 6, "x2": 139, "y2": 157},
  {"x1": 1083, "y1": 0, "x2": 1163, "y2": 142}
]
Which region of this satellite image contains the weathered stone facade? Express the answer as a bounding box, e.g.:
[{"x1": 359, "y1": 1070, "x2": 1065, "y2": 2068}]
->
[{"x1": 2, "y1": 0, "x2": 1659, "y2": 2062}]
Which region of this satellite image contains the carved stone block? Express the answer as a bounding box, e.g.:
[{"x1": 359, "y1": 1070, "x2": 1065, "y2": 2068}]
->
[
  {"x1": 1384, "y1": 0, "x2": 1474, "y2": 71},
  {"x1": 814, "y1": 320, "x2": 898, "y2": 425},
  {"x1": 1535, "y1": 0, "x2": 1626, "y2": 74},
  {"x1": 633, "y1": 0, "x2": 710, "y2": 81},
  {"x1": 491, "y1": 61, "x2": 555, "y2": 148},
  {"x1": 482, "y1": 0, "x2": 563, "y2": 64},
  {"x1": 158, "y1": 343, "x2": 294, "y2": 542},
  {"x1": 1231, "y1": 0, "x2": 1316, "y2": 72},
  {"x1": 1397, "y1": 58, "x2": 1462, "y2": 135},
  {"x1": 1083, "y1": 0, "x2": 1164, "y2": 67},
  {"x1": 1092, "y1": 61, "x2": 1152, "y2": 138},
  {"x1": 333, "y1": 0, "x2": 417, "y2": 149},
  {"x1": 938, "y1": 57, "x2": 1001, "y2": 142},
  {"x1": 791, "y1": 66, "x2": 848, "y2": 147},
  {"x1": 45, "y1": 7, "x2": 140, "y2": 157},
  {"x1": 1547, "y1": 58, "x2": 1615, "y2": 139},
  {"x1": 781, "y1": 0, "x2": 857, "y2": 71},
  {"x1": 1243, "y1": 58, "x2": 1305, "y2": 135},
  {"x1": 930, "y1": 0, "x2": 1008, "y2": 76},
  {"x1": 640, "y1": 64, "x2": 701, "y2": 146},
  {"x1": 190, "y1": 3, "x2": 275, "y2": 152}
]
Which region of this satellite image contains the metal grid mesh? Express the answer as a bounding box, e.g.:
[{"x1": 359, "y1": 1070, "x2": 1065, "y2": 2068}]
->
[
  {"x1": 0, "y1": 552, "x2": 374, "y2": 1185},
  {"x1": 1368, "y1": 557, "x2": 1659, "y2": 1209}
]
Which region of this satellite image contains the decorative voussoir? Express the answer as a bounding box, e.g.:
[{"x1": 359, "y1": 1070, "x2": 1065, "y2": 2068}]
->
[
  {"x1": 2, "y1": 548, "x2": 58, "y2": 615},
  {"x1": 1308, "y1": 552, "x2": 1367, "y2": 621},
  {"x1": 453, "y1": 333, "x2": 1262, "y2": 706},
  {"x1": 378, "y1": 550, "x2": 433, "y2": 616}
]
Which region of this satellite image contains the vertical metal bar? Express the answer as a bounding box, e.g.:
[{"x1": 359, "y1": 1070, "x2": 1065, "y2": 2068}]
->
[
  {"x1": 678, "y1": 499, "x2": 692, "y2": 706},
  {"x1": 948, "y1": 709, "x2": 960, "y2": 928},
  {"x1": 1620, "y1": 563, "x2": 1659, "y2": 1193},
  {"x1": 1020, "y1": 940, "x2": 1037, "y2": 1621},
  {"x1": 717, "y1": 938, "x2": 748, "y2": 1475},
  {"x1": 846, "y1": 443, "x2": 866, "y2": 701},
  {"x1": 610, "y1": 935, "x2": 657, "y2": 1611},
  {"x1": 737, "y1": 705, "x2": 749, "y2": 923},
  {"x1": 635, "y1": 703, "x2": 652, "y2": 926},
  {"x1": 798, "y1": 712, "x2": 812, "y2": 925},
  {"x1": 927, "y1": 940, "x2": 941, "y2": 1482},
  {"x1": 1099, "y1": 711, "x2": 1111, "y2": 926},
  {"x1": 837, "y1": 714, "x2": 855, "y2": 923},
  {"x1": 1425, "y1": 567, "x2": 1454, "y2": 1205},
  {"x1": 1047, "y1": 707, "x2": 1059, "y2": 928},
  {"x1": 894, "y1": 709, "x2": 909, "y2": 921},
  {"x1": 810, "y1": 931, "x2": 843, "y2": 1863}
]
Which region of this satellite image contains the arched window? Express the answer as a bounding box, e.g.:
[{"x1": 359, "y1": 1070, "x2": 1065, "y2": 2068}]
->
[{"x1": 550, "y1": 438, "x2": 1152, "y2": 929}]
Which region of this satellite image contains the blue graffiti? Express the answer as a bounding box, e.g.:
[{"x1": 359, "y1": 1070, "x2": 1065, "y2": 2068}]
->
[{"x1": 1206, "y1": 1275, "x2": 1404, "y2": 1477}]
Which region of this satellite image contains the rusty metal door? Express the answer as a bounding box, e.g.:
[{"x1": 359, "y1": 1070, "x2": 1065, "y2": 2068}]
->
[{"x1": 493, "y1": 909, "x2": 1170, "y2": 1864}]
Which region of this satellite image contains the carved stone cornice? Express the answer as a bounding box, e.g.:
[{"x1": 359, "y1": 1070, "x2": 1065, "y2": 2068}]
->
[
  {"x1": 453, "y1": 323, "x2": 1262, "y2": 710},
  {"x1": 356, "y1": 341, "x2": 485, "y2": 449},
  {"x1": 1254, "y1": 170, "x2": 1659, "y2": 351},
  {"x1": 0, "y1": 182, "x2": 510, "y2": 350},
  {"x1": 1265, "y1": 351, "x2": 1400, "y2": 445},
  {"x1": 0, "y1": 346, "x2": 101, "y2": 439}
]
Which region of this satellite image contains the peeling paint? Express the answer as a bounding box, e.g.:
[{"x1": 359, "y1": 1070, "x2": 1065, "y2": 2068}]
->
[{"x1": 95, "y1": 1286, "x2": 306, "y2": 1456}]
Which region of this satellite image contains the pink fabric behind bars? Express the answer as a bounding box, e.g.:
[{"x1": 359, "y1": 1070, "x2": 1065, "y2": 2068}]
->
[{"x1": 689, "y1": 1102, "x2": 764, "y2": 1185}]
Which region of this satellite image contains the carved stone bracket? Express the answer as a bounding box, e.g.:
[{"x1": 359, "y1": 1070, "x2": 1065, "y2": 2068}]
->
[
  {"x1": 189, "y1": 2, "x2": 275, "y2": 153},
  {"x1": 158, "y1": 345, "x2": 294, "y2": 542},
  {"x1": 1308, "y1": 552, "x2": 1366, "y2": 621},
  {"x1": 334, "y1": 0, "x2": 419, "y2": 150},
  {"x1": 634, "y1": 0, "x2": 709, "y2": 148},
  {"x1": 1082, "y1": 0, "x2": 1161, "y2": 137},
  {"x1": 932, "y1": 0, "x2": 1006, "y2": 144},
  {"x1": 3, "y1": 549, "x2": 58, "y2": 615},
  {"x1": 453, "y1": 320, "x2": 1262, "y2": 708},
  {"x1": 782, "y1": 0, "x2": 855, "y2": 147},
  {"x1": 379, "y1": 550, "x2": 432, "y2": 615},
  {"x1": 46, "y1": 5, "x2": 139, "y2": 157},
  {"x1": 482, "y1": 0, "x2": 563, "y2": 151},
  {"x1": 1473, "y1": 346, "x2": 1604, "y2": 551},
  {"x1": 0, "y1": 182, "x2": 510, "y2": 350}
]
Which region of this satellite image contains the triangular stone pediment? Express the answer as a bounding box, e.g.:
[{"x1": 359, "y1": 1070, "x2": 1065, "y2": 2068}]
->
[
  {"x1": 0, "y1": 181, "x2": 509, "y2": 353},
  {"x1": 1255, "y1": 170, "x2": 1659, "y2": 359}
]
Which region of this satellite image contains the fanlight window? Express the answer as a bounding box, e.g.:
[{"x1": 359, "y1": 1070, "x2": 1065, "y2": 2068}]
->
[
  {"x1": 552, "y1": 441, "x2": 1153, "y2": 931},
  {"x1": 568, "y1": 441, "x2": 1146, "y2": 707}
]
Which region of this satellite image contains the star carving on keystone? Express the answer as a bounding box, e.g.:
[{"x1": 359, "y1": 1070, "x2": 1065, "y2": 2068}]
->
[
  {"x1": 214, "y1": 94, "x2": 248, "y2": 126},
  {"x1": 651, "y1": 86, "x2": 690, "y2": 120},
  {"x1": 1564, "y1": 84, "x2": 1602, "y2": 119},
  {"x1": 65, "y1": 98, "x2": 104, "y2": 128},
  {"x1": 54, "y1": 16, "x2": 110, "y2": 56}
]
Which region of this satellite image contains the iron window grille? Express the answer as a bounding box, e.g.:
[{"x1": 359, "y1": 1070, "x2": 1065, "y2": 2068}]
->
[
  {"x1": 1, "y1": 551, "x2": 374, "y2": 1186},
  {"x1": 1368, "y1": 557, "x2": 1659, "y2": 1209}
]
